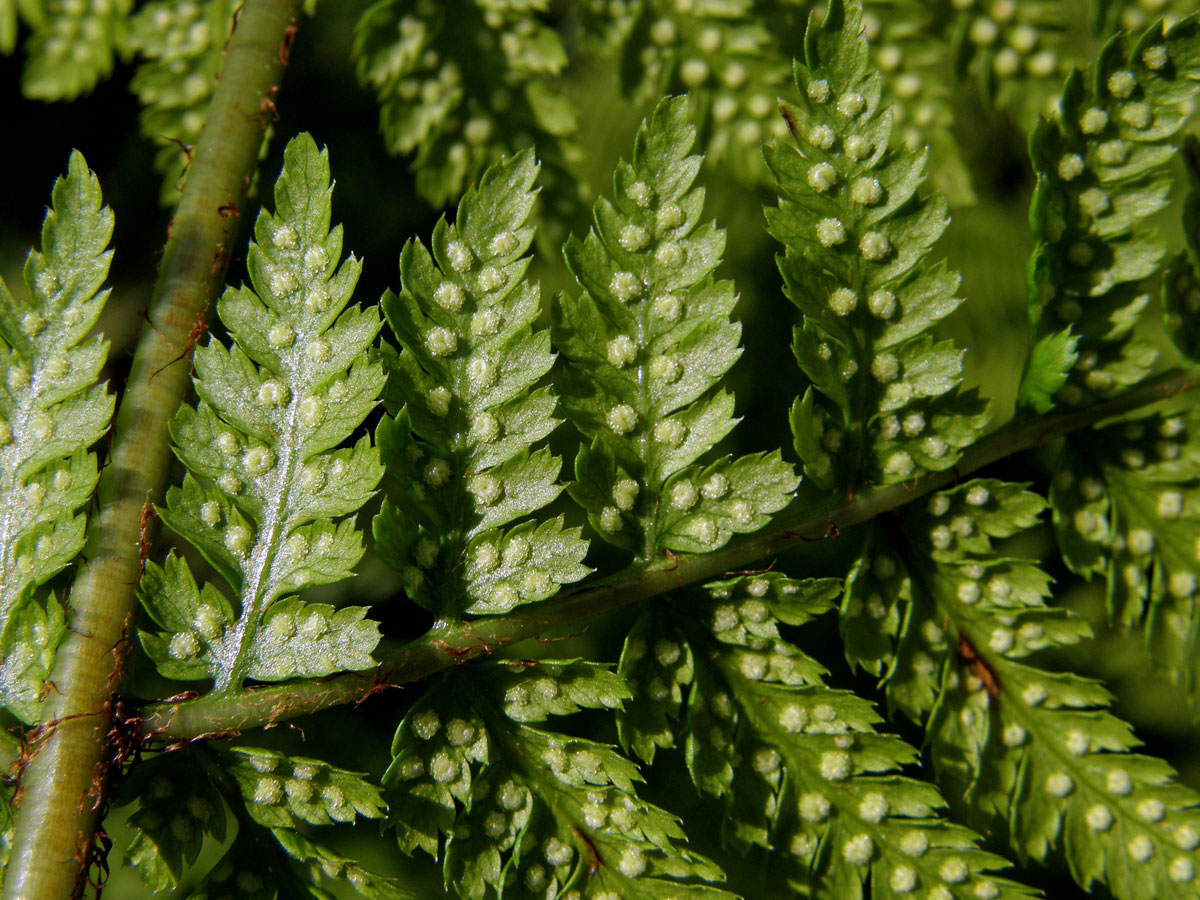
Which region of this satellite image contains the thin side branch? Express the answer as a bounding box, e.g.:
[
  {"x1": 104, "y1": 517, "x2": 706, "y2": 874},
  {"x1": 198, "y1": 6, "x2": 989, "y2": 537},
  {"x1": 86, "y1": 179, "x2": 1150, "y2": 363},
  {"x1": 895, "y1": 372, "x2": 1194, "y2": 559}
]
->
[
  {"x1": 138, "y1": 367, "x2": 1200, "y2": 741},
  {"x1": 3, "y1": 4, "x2": 299, "y2": 898}
]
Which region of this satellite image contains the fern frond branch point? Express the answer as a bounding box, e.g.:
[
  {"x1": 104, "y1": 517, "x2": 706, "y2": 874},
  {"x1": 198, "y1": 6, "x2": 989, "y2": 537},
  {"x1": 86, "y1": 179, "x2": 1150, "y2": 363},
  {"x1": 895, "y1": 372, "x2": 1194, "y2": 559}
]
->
[{"x1": 140, "y1": 365, "x2": 1200, "y2": 741}]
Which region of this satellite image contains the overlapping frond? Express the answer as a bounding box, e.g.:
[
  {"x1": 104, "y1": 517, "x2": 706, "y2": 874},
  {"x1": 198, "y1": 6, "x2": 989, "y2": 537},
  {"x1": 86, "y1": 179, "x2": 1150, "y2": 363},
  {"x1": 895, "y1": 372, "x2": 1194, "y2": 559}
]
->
[
  {"x1": 554, "y1": 96, "x2": 795, "y2": 559},
  {"x1": 352, "y1": 0, "x2": 578, "y2": 209},
  {"x1": 1163, "y1": 135, "x2": 1200, "y2": 362},
  {"x1": 121, "y1": 746, "x2": 407, "y2": 898},
  {"x1": 1095, "y1": 0, "x2": 1197, "y2": 34},
  {"x1": 766, "y1": 0, "x2": 988, "y2": 492},
  {"x1": 138, "y1": 133, "x2": 385, "y2": 693},
  {"x1": 842, "y1": 479, "x2": 1200, "y2": 900},
  {"x1": 20, "y1": 0, "x2": 130, "y2": 100},
  {"x1": 383, "y1": 660, "x2": 735, "y2": 900},
  {"x1": 0, "y1": 152, "x2": 114, "y2": 723},
  {"x1": 373, "y1": 150, "x2": 588, "y2": 618},
  {"x1": 606, "y1": 0, "x2": 795, "y2": 184},
  {"x1": 910, "y1": 0, "x2": 1065, "y2": 119},
  {"x1": 121, "y1": 750, "x2": 229, "y2": 892},
  {"x1": 1050, "y1": 413, "x2": 1200, "y2": 697},
  {"x1": 1018, "y1": 13, "x2": 1200, "y2": 412},
  {"x1": 127, "y1": 0, "x2": 240, "y2": 204},
  {"x1": 619, "y1": 573, "x2": 1041, "y2": 900}
]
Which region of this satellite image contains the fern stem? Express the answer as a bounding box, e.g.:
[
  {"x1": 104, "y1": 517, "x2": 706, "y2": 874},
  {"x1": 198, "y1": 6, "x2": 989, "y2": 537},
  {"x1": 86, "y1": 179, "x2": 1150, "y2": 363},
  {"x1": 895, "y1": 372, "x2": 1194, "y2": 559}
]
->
[
  {"x1": 140, "y1": 367, "x2": 1200, "y2": 741},
  {"x1": 2, "y1": 3, "x2": 299, "y2": 898}
]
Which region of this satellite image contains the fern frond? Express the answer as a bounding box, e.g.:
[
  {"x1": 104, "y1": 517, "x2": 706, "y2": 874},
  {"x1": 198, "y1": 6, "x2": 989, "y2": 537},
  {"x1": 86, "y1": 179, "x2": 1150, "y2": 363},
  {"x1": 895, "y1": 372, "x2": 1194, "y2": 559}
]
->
[
  {"x1": 1094, "y1": 0, "x2": 1196, "y2": 35},
  {"x1": 224, "y1": 746, "x2": 387, "y2": 830},
  {"x1": 128, "y1": 0, "x2": 239, "y2": 204},
  {"x1": 842, "y1": 480, "x2": 1049, "y2": 700},
  {"x1": 383, "y1": 660, "x2": 736, "y2": 900},
  {"x1": 122, "y1": 746, "x2": 406, "y2": 898},
  {"x1": 373, "y1": 150, "x2": 588, "y2": 618},
  {"x1": 21, "y1": 0, "x2": 130, "y2": 100},
  {"x1": 554, "y1": 95, "x2": 796, "y2": 559},
  {"x1": 1018, "y1": 13, "x2": 1200, "y2": 413},
  {"x1": 931, "y1": 0, "x2": 1065, "y2": 116},
  {"x1": 856, "y1": 1, "x2": 976, "y2": 203},
  {"x1": 844, "y1": 478, "x2": 1200, "y2": 900},
  {"x1": 0, "y1": 596, "x2": 66, "y2": 728},
  {"x1": 120, "y1": 751, "x2": 229, "y2": 892},
  {"x1": 1037, "y1": 37, "x2": 1200, "y2": 696},
  {"x1": 1050, "y1": 412, "x2": 1200, "y2": 697},
  {"x1": 619, "y1": 573, "x2": 1041, "y2": 900},
  {"x1": 0, "y1": 151, "x2": 115, "y2": 722},
  {"x1": 138, "y1": 133, "x2": 385, "y2": 693},
  {"x1": 615, "y1": 0, "x2": 794, "y2": 184},
  {"x1": 352, "y1": 0, "x2": 578, "y2": 209},
  {"x1": 1163, "y1": 135, "x2": 1200, "y2": 363},
  {"x1": 222, "y1": 748, "x2": 409, "y2": 900},
  {"x1": 766, "y1": 0, "x2": 988, "y2": 492}
]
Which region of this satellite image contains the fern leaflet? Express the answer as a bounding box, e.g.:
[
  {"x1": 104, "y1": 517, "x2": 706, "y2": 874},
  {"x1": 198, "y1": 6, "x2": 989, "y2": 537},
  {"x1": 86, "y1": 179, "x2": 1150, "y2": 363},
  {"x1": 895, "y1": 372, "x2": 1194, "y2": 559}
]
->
[
  {"x1": 1018, "y1": 13, "x2": 1200, "y2": 412},
  {"x1": 610, "y1": 0, "x2": 794, "y2": 184},
  {"x1": 373, "y1": 150, "x2": 589, "y2": 618},
  {"x1": 0, "y1": 151, "x2": 114, "y2": 722},
  {"x1": 120, "y1": 750, "x2": 229, "y2": 892},
  {"x1": 842, "y1": 479, "x2": 1200, "y2": 900},
  {"x1": 352, "y1": 0, "x2": 579, "y2": 209},
  {"x1": 21, "y1": 0, "x2": 130, "y2": 100},
  {"x1": 767, "y1": 0, "x2": 988, "y2": 492},
  {"x1": 384, "y1": 660, "x2": 735, "y2": 899},
  {"x1": 619, "y1": 573, "x2": 1040, "y2": 900},
  {"x1": 138, "y1": 133, "x2": 385, "y2": 693},
  {"x1": 121, "y1": 745, "x2": 407, "y2": 898},
  {"x1": 554, "y1": 95, "x2": 796, "y2": 559},
  {"x1": 1022, "y1": 15, "x2": 1200, "y2": 696},
  {"x1": 1050, "y1": 412, "x2": 1200, "y2": 698},
  {"x1": 1163, "y1": 134, "x2": 1200, "y2": 364}
]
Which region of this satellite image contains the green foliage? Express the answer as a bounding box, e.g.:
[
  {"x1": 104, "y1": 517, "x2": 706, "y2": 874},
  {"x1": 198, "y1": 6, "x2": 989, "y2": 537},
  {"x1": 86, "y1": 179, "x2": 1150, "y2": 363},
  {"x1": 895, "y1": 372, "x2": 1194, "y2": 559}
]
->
[
  {"x1": 373, "y1": 150, "x2": 589, "y2": 618},
  {"x1": 7, "y1": 2, "x2": 1200, "y2": 900},
  {"x1": 601, "y1": 0, "x2": 795, "y2": 184},
  {"x1": 0, "y1": 151, "x2": 114, "y2": 723},
  {"x1": 841, "y1": 478, "x2": 1200, "y2": 900},
  {"x1": 767, "y1": 0, "x2": 988, "y2": 492},
  {"x1": 1050, "y1": 412, "x2": 1200, "y2": 696},
  {"x1": 127, "y1": 0, "x2": 239, "y2": 204},
  {"x1": 138, "y1": 133, "x2": 385, "y2": 693},
  {"x1": 1020, "y1": 14, "x2": 1200, "y2": 412},
  {"x1": 619, "y1": 573, "x2": 1039, "y2": 900},
  {"x1": 1093, "y1": 0, "x2": 1198, "y2": 35},
  {"x1": 913, "y1": 0, "x2": 1065, "y2": 118},
  {"x1": 121, "y1": 747, "x2": 406, "y2": 899},
  {"x1": 1163, "y1": 136, "x2": 1200, "y2": 361},
  {"x1": 384, "y1": 660, "x2": 736, "y2": 900},
  {"x1": 1016, "y1": 12, "x2": 1200, "y2": 701},
  {"x1": 353, "y1": 0, "x2": 578, "y2": 209},
  {"x1": 19, "y1": 0, "x2": 130, "y2": 100},
  {"x1": 554, "y1": 96, "x2": 795, "y2": 559},
  {"x1": 120, "y1": 751, "x2": 229, "y2": 893},
  {"x1": 225, "y1": 746, "x2": 387, "y2": 830}
]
